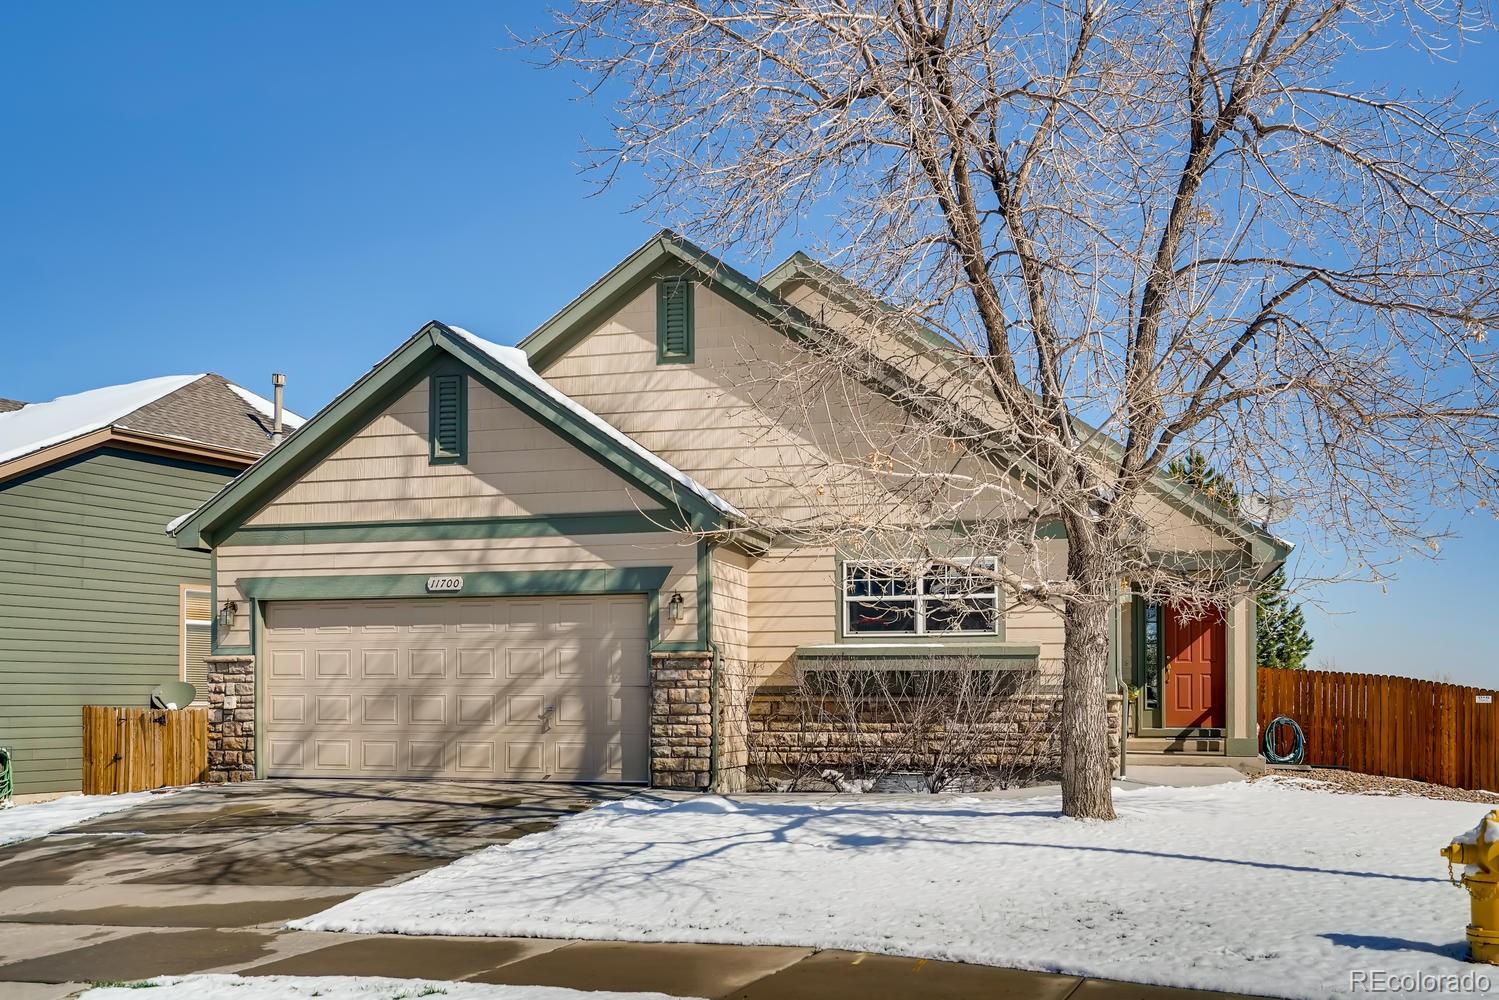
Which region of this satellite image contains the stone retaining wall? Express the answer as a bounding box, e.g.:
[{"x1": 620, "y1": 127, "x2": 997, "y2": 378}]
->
[{"x1": 746, "y1": 684, "x2": 1123, "y2": 785}]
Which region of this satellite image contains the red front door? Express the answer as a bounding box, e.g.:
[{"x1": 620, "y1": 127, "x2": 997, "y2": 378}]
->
[{"x1": 1164, "y1": 606, "x2": 1226, "y2": 729}]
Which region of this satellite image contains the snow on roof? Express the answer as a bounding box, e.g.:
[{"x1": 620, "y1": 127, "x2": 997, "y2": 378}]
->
[
  {"x1": 0, "y1": 374, "x2": 204, "y2": 466},
  {"x1": 447, "y1": 326, "x2": 744, "y2": 520},
  {"x1": 227, "y1": 383, "x2": 306, "y2": 429}
]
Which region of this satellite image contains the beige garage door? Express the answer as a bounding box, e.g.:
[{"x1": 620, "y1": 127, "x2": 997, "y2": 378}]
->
[{"x1": 263, "y1": 595, "x2": 649, "y2": 782}]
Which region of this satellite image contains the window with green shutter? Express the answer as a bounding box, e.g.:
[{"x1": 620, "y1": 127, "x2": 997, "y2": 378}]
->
[
  {"x1": 428, "y1": 372, "x2": 467, "y2": 464},
  {"x1": 656, "y1": 276, "x2": 694, "y2": 364}
]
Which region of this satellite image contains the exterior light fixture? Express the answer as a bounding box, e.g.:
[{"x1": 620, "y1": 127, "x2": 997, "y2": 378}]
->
[
  {"x1": 667, "y1": 592, "x2": 685, "y2": 623},
  {"x1": 217, "y1": 601, "x2": 238, "y2": 631}
]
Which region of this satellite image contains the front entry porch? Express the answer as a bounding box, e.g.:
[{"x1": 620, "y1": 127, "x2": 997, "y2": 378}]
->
[{"x1": 1125, "y1": 596, "x2": 1263, "y2": 767}]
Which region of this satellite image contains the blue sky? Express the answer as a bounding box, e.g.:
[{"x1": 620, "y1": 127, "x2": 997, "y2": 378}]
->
[{"x1": 2, "y1": 3, "x2": 1495, "y2": 685}]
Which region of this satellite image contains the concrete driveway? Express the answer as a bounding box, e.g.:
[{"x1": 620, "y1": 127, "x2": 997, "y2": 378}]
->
[{"x1": 0, "y1": 780, "x2": 1265, "y2": 1000}]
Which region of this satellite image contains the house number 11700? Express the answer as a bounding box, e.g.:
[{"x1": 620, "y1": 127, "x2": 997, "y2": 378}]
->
[{"x1": 426, "y1": 576, "x2": 464, "y2": 593}]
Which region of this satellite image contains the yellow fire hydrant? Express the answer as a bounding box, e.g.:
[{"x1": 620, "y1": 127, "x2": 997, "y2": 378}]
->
[{"x1": 1442, "y1": 809, "x2": 1499, "y2": 963}]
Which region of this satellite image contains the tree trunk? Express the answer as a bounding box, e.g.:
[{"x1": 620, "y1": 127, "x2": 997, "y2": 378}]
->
[{"x1": 1060, "y1": 525, "x2": 1118, "y2": 819}]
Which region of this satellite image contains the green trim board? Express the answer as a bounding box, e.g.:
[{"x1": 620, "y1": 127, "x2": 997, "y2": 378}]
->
[
  {"x1": 797, "y1": 642, "x2": 1040, "y2": 661},
  {"x1": 233, "y1": 566, "x2": 708, "y2": 654},
  {"x1": 171, "y1": 322, "x2": 739, "y2": 551},
  {"x1": 237, "y1": 567, "x2": 673, "y2": 602},
  {"x1": 222, "y1": 510, "x2": 686, "y2": 546}
]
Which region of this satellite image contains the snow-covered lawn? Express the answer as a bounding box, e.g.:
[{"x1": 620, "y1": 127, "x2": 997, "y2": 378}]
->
[
  {"x1": 295, "y1": 780, "x2": 1493, "y2": 1000},
  {"x1": 80, "y1": 975, "x2": 701, "y2": 1000},
  {"x1": 0, "y1": 789, "x2": 169, "y2": 846}
]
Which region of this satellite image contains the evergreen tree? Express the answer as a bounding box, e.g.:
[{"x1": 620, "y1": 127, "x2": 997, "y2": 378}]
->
[
  {"x1": 1167, "y1": 451, "x2": 1314, "y2": 669},
  {"x1": 1256, "y1": 568, "x2": 1315, "y2": 670}
]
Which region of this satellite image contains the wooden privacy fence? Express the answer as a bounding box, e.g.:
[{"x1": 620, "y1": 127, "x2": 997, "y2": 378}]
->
[
  {"x1": 82, "y1": 706, "x2": 208, "y2": 795},
  {"x1": 1258, "y1": 667, "x2": 1499, "y2": 791}
]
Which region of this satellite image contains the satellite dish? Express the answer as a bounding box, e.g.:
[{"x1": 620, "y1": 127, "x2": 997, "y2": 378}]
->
[{"x1": 151, "y1": 680, "x2": 197, "y2": 710}]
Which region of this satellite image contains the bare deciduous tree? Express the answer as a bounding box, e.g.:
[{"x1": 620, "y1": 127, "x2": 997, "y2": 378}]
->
[{"x1": 535, "y1": 0, "x2": 1499, "y2": 818}]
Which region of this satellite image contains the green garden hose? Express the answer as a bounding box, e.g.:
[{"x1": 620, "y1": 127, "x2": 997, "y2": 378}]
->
[
  {"x1": 1263, "y1": 715, "x2": 1306, "y2": 765},
  {"x1": 0, "y1": 746, "x2": 13, "y2": 807}
]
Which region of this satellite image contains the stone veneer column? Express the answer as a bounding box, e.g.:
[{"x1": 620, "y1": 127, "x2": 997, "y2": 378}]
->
[
  {"x1": 649, "y1": 651, "x2": 713, "y2": 789},
  {"x1": 203, "y1": 654, "x2": 255, "y2": 783}
]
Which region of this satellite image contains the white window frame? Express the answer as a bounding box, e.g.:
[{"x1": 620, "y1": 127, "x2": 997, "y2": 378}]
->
[
  {"x1": 180, "y1": 583, "x2": 213, "y2": 685},
  {"x1": 842, "y1": 558, "x2": 1002, "y2": 637}
]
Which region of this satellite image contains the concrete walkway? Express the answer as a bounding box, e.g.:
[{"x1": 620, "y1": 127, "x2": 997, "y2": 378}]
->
[{"x1": 0, "y1": 779, "x2": 1265, "y2": 1000}]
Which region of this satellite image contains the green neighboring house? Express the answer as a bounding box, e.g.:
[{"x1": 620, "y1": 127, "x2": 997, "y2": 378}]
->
[{"x1": 0, "y1": 374, "x2": 299, "y2": 795}]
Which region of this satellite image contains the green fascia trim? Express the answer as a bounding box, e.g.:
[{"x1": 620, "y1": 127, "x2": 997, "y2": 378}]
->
[
  {"x1": 797, "y1": 642, "x2": 1040, "y2": 660},
  {"x1": 237, "y1": 567, "x2": 673, "y2": 602},
  {"x1": 173, "y1": 331, "x2": 448, "y2": 549},
  {"x1": 175, "y1": 321, "x2": 736, "y2": 550},
  {"x1": 223, "y1": 510, "x2": 684, "y2": 546},
  {"x1": 520, "y1": 230, "x2": 823, "y2": 372},
  {"x1": 427, "y1": 367, "x2": 468, "y2": 466}
]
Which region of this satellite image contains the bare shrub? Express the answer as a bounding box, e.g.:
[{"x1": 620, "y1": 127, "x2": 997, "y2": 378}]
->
[{"x1": 748, "y1": 658, "x2": 1062, "y2": 793}]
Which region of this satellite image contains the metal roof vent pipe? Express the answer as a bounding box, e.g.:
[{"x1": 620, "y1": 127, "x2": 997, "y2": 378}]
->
[{"x1": 271, "y1": 373, "x2": 286, "y2": 445}]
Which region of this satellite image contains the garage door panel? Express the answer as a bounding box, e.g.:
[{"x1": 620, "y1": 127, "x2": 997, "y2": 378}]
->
[
  {"x1": 458, "y1": 649, "x2": 495, "y2": 678},
  {"x1": 315, "y1": 650, "x2": 352, "y2": 679},
  {"x1": 362, "y1": 649, "x2": 399, "y2": 678},
  {"x1": 459, "y1": 694, "x2": 496, "y2": 725},
  {"x1": 316, "y1": 695, "x2": 352, "y2": 723},
  {"x1": 505, "y1": 647, "x2": 545, "y2": 678},
  {"x1": 362, "y1": 741, "x2": 399, "y2": 770},
  {"x1": 409, "y1": 648, "x2": 448, "y2": 678},
  {"x1": 270, "y1": 650, "x2": 305, "y2": 679},
  {"x1": 266, "y1": 596, "x2": 648, "y2": 781},
  {"x1": 504, "y1": 601, "x2": 545, "y2": 632},
  {"x1": 409, "y1": 694, "x2": 448, "y2": 725}
]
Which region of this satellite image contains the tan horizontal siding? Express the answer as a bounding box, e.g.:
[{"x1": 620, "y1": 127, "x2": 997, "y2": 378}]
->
[{"x1": 248, "y1": 377, "x2": 652, "y2": 526}]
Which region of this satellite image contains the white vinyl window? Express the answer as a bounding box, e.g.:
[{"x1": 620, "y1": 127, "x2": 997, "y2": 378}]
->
[
  {"x1": 843, "y1": 558, "x2": 1001, "y2": 636},
  {"x1": 180, "y1": 585, "x2": 213, "y2": 703}
]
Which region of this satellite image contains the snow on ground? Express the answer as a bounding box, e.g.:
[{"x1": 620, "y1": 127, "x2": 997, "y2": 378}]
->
[
  {"x1": 0, "y1": 789, "x2": 171, "y2": 845},
  {"x1": 295, "y1": 780, "x2": 1494, "y2": 1000},
  {"x1": 79, "y1": 975, "x2": 702, "y2": 1000}
]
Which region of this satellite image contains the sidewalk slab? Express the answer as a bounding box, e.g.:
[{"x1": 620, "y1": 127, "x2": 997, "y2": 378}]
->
[
  {"x1": 471, "y1": 940, "x2": 813, "y2": 998},
  {"x1": 0, "y1": 928, "x2": 284, "y2": 983},
  {"x1": 241, "y1": 935, "x2": 567, "y2": 980},
  {"x1": 722, "y1": 949, "x2": 1081, "y2": 1000},
  {"x1": 0, "y1": 885, "x2": 357, "y2": 928},
  {"x1": 0, "y1": 923, "x2": 140, "y2": 965}
]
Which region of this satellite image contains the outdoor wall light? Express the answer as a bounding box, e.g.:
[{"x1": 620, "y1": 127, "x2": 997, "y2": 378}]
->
[
  {"x1": 217, "y1": 600, "x2": 238, "y2": 631},
  {"x1": 667, "y1": 592, "x2": 685, "y2": 623}
]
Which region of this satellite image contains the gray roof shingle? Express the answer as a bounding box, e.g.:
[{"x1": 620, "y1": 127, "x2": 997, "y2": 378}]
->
[{"x1": 116, "y1": 374, "x2": 285, "y2": 457}]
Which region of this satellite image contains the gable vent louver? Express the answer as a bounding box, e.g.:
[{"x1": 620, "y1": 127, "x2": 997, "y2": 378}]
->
[
  {"x1": 656, "y1": 277, "x2": 694, "y2": 363},
  {"x1": 430, "y1": 373, "x2": 467, "y2": 463}
]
